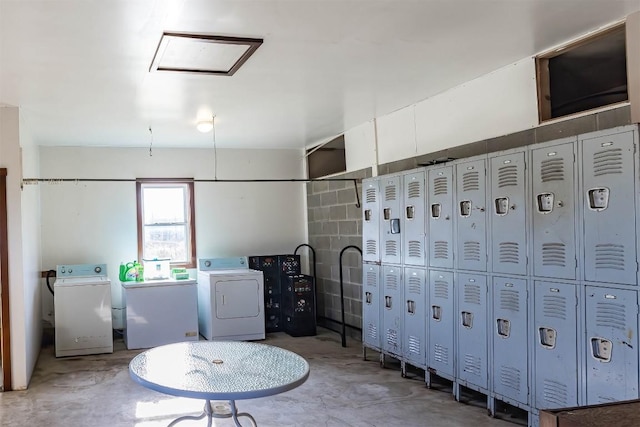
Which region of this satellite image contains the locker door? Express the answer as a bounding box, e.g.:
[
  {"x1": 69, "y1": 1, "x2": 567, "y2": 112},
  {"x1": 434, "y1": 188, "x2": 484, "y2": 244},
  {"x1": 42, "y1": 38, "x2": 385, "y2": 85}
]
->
[
  {"x1": 456, "y1": 158, "x2": 488, "y2": 272},
  {"x1": 381, "y1": 175, "x2": 402, "y2": 265},
  {"x1": 403, "y1": 267, "x2": 427, "y2": 368},
  {"x1": 490, "y1": 151, "x2": 527, "y2": 275},
  {"x1": 428, "y1": 166, "x2": 454, "y2": 269},
  {"x1": 403, "y1": 170, "x2": 426, "y2": 266},
  {"x1": 428, "y1": 270, "x2": 455, "y2": 378},
  {"x1": 382, "y1": 266, "x2": 403, "y2": 357},
  {"x1": 456, "y1": 273, "x2": 488, "y2": 391},
  {"x1": 362, "y1": 179, "x2": 380, "y2": 263},
  {"x1": 531, "y1": 141, "x2": 577, "y2": 280},
  {"x1": 362, "y1": 263, "x2": 381, "y2": 351},
  {"x1": 534, "y1": 281, "x2": 578, "y2": 410},
  {"x1": 585, "y1": 286, "x2": 639, "y2": 404},
  {"x1": 492, "y1": 276, "x2": 528, "y2": 405},
  {"x1": 581, "y1": 130, "x2": 637, "y2": 285}
]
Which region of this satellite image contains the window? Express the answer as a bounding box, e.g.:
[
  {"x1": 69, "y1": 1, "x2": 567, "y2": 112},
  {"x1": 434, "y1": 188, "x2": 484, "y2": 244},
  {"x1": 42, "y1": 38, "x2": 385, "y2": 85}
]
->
[{"x1": 136, "y1": 179, "x2": 196, "y2": 268}]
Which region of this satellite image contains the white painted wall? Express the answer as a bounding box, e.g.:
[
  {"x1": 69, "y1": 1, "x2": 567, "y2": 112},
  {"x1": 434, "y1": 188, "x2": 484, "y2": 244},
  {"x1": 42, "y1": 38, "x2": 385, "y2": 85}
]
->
[
  {"x1": 344, "y1": 120, "x2": 376, "y2": 173},
  {"x1": 38, "y1": 146, "x2": 306, "y2": 328}
]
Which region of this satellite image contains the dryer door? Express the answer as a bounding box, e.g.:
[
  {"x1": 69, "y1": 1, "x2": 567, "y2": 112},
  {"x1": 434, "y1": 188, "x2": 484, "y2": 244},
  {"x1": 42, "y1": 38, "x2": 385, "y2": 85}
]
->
[{"x1": 215, "y1": 278, "x2": 261, "y2": 319}]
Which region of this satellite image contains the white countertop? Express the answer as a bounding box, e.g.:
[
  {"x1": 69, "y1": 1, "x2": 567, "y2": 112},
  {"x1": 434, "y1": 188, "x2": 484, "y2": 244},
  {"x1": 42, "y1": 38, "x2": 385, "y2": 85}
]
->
[{"x1": 122, "y1": 278, "x2": 196, "y2": 288}]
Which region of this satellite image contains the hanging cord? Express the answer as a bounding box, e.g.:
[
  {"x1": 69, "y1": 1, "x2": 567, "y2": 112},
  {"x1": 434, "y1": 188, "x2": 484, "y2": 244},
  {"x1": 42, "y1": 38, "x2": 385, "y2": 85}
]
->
[
  {"x1": 212, "y1": 115, "x2": 217, "y2": 180},
  {"x1": 148, "y1": 126, "x2": 153, "y2": 157},
  {"x1": 46, "y1": 269, "x2": 56, "y2": 295}
]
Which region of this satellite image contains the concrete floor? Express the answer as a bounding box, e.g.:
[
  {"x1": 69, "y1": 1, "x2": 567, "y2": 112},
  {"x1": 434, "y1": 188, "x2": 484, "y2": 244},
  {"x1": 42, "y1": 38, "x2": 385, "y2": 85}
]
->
[{"x1": 0, "y1": 328, "x2": 518, "y2": 427}]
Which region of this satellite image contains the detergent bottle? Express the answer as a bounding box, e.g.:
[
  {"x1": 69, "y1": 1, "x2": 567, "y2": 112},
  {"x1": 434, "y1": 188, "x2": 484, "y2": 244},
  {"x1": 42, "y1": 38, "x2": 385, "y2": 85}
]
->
[
  {"x1": 124, "y1": 261, "x2": 138, "y2": 281},
  {"x1": 135, "y1": 261, "x2": 144, "y2": 282}
]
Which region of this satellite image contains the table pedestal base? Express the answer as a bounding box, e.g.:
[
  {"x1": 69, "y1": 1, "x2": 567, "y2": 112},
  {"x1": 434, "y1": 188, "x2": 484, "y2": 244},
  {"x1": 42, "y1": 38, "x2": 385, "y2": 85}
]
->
[{"x1": 168, "y1": 399, "x2": 257, "y2": 427}]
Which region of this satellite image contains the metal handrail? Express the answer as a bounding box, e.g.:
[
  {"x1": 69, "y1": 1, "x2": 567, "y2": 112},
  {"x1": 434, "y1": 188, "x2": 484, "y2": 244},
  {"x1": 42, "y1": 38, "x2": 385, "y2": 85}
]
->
[
  {"x1": 338, "y1": 245, "x2": 362, "y2": 347},
  {"x1": 294, "y1": 244, "x2": 317, "y2": 323}
]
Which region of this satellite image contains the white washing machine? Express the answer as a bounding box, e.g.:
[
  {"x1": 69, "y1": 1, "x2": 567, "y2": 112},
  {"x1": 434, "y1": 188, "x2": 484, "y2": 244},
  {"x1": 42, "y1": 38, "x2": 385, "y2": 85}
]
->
[
  {"x1": 54, "y1": 263, "x2": 113, "y2": 357},
  {"x1": 197, "y1": 257, "x2": 265, "y2": 341}
]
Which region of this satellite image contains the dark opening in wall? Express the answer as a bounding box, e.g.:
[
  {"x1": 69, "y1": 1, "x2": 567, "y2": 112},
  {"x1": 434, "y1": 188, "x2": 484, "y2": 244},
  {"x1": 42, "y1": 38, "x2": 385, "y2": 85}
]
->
[
  {"x1": 307, "y1": 135, "x2": 346, "y2": 179},
  {"x1": 537, "y1": 24, "x2": 628, "y2": 122}
]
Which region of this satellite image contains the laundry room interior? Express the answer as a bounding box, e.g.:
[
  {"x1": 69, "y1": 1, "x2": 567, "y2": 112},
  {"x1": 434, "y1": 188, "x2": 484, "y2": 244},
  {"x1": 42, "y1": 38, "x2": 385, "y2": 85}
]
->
[{"x1": 3, "y1": 1, "x2": 640, "y2": 426}]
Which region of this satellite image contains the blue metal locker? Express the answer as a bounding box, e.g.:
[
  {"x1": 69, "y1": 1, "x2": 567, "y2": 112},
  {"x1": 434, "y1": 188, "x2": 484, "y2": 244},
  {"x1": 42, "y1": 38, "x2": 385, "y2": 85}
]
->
[
  {"x1": 381, "y1": 175, "x2": 403, "y2": 265},
  {"x1": 531, "y1": 139, "x2": 578, "y2": 280},
  {"x1": 456, "y1": 273, "x2": 488, "y2": 392},
  {"x1": 428, "y1": 269, "x2": 455, "y2": 379},
  {"x1": 455, "y1": 157, "x2": 488, "y2": 272},
  {"x1": 581, "y1": 128, "x2": 638, "y2": 286},
  {"x1": 428, "y1": 165, "x2": 454, "y2": 269},
  {"x1": 403, "y1": 267, "x2": 427, "y2": 368},
  {"x1": 362, "y1": 178, "x2": 380, "y2": 263},
  {"x1": 362, "y1": 263, "x2": 381, "y2": 351},
  {"x1": 534, "y1": 281, "x2": 578, "y2": 410},
  {"x1": 492, "y1": 276, "x2": 529, "y2": 406},
  {"x1": 403, "y1": 169, "x2": 427, "y2": 267},
  {"x1": 584, "y1": 285, "x2": 639, "y2": 404},
  {"x1": 382, "y1": 265, "x2": 403, "y2": 357},
  {"x1": 490, "y1": 151, "x2": 528, "y2": 276}
]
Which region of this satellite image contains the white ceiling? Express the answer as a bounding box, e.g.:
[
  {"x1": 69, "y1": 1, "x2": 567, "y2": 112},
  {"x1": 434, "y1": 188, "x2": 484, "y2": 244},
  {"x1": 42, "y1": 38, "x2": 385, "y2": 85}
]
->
[{"x1": 1, "y1": 0, "x2": 639, "y2": 150}]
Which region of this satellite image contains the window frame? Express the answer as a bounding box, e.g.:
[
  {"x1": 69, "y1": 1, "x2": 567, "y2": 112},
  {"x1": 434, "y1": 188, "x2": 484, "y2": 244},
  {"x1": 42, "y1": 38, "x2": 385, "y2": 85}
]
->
[{"x1": 136, "y1": 178, "x2": 197, "y2": 269}]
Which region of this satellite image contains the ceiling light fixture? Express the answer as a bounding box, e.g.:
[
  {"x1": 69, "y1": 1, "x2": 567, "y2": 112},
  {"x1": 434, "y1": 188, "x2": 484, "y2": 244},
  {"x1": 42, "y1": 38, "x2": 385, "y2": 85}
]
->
[{"x1": 196, "y1": 120, "x2": 213, "y2": 133}]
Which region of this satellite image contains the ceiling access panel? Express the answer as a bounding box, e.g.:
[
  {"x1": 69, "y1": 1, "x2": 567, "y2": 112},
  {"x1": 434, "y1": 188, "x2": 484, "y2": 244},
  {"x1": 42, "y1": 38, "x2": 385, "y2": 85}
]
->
[
  {"x1": 427, "y1": 269, "x2": 455, "y2": 380},
  {"x1": 382, "y1": 265, "x2": 403, "y2": 358},
  {"x1": 580, "y1": 127, "x2": 638, "y2": 286},
  {"x1": 381, "y1": 175, "x2": 403, "y2": 265},
  {"x1": 533, "y1": 281, "x2": 579, "y2": 410},
  {"x1": 455, "y1": 156, "x2": 488, "y2": 272},
  {"x1": 362, "y1": 178, "x2": 381, "y2": 263},
  {"x1": 362, "y1": 263, "x2": 382, "y2": 352},
  {"x1": 492, "y1": 276, "x2": 529, "y2": 407},
  {"x1": 428, "y1": 165, "x2": 454, "y2": 269},
  {"x1": 531, "y1": 139, "x2": 578, "y2": 281},
  {"x1": 456, "y1": 272, "x2": 489, "y2": 393},
  {"x1": 403, "y1": 267, "x2": 427, "y2": 369},
  {"x1": 402, "y1": 169, "x2": 427, "y2": 267},
  {"x1": 490, "y1": 150, "x2": 528, "y2": 276},
  {"x1": 584, "y1": 285, "x2": 639, "y2": 405}
]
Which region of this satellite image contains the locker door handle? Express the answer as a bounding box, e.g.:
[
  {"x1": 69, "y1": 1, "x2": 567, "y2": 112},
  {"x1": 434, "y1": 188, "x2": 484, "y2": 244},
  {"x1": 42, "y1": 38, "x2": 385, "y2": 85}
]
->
[
  {"x1": 406, "y1": 206, "x2": 415, "y2": 220},
  {"x1": 364, "y1": 209, "x2": 372, "y2": 221},
  {"x1": 407, "y1": 300, "x2": 415, "y2": 314},
  {"x1": 385, "y1": 296, "x2": 392, "y2": 309},
  {"x1": 432, "y1": 305, "x2": 442, "y2": 321},
  {"x1": 365, "y1": 292, "x2": 372, "y2": 304},
  {"x1": 497, "y1": 319, "x2": 510, "y2": 337},
  {"x1": 461, "y1": 311, "x2": 473, "y2": 328},
  {"x1": 539, "y1": 327, "x2": 557, "y2": 349},
  {"x1": 591, "y1": 337, "x2": 612, "y2": 362}
]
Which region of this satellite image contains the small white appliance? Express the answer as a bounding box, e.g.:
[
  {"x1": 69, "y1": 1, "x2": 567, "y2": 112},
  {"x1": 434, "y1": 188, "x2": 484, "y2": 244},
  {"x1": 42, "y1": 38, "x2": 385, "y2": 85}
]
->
[
  {"x1": 54, "y1": 263, "x2": 113, "y2": 357},
  {"x1": 122, "y1": 278, "x2": 199, "y2": 350},
  {"x1": 197, "y1": 257, "x2": 265, "y2": 341}
]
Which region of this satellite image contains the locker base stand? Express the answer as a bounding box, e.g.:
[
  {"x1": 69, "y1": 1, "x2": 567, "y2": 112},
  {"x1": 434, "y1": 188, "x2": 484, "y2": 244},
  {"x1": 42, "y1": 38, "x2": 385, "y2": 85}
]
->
[
  {"x1": 490, "y1": 398, "x2": 529, "y2": 426},
  {"x1": 362, "y1": 344, "x2": 382, "y2": 361},
  {"x1": 425, "y1": 368, "x2": 457, "y2": 399},
  {"x1": 168, "y1": 400, "x2": 257, "y2": 427},
  {"x1": 455, "y1": 383, "x2": 494, "y2": 416}
]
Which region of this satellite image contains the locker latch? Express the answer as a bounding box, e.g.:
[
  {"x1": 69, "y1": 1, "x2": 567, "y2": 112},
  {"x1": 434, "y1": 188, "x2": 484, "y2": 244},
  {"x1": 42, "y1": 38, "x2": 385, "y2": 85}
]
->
[
  {"x1": 385, "y1": 296, "x2": 392, "y2": 309},
  {"x1": 432, "y1": 305, "x2": 442, "y2": 321},
  {"x1": 431, "y1": 203, "x2": 441, "y2": 219},
  {"x1": 539, "y1": 327, "x2": 557, "y2": 349},
  {"x1": 591, "y1": 337, "x2": 612, "y2": 362},
  {"x1": 407, "y1": 300, "x2": 415, "y2": 315},
  {"x1": 536, "y1": 193, "x2": 554, "y2": 214},
  {"x1": 365, "y1": 292, "x2": 372, "y2": 305},
  {"x1": 406, "y1": 205, "x2": 415, "y2": 220},
  {"x1": 497, "y1": 319, "x2": 510, "y2": 337},
  {"x1": 390, "y1": 218, "x2": 400, "y2": 234},
  {"x1": 495, "y1": 197, "x2": 509, "y2": 216},
  {"x1": 364, "y1": 209, "x2": 371, "y2": 221},
  {"x1": 459, "y1": 200, "x2": 471, "y2": 217},
  {"x1": 587, "y1": 188, "x2": 610, "y2": 211},
  {"x1": 461, "y1": 311, "x2": 473, "y2": 328},
  {"x1": 383, "y1": 208, "x2": 391, "y2": 220}
]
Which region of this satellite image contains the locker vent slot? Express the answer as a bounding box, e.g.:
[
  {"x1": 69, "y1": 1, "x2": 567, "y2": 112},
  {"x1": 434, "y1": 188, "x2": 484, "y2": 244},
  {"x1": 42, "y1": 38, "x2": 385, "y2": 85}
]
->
[
  {"x1": 408, "y1": 241, "x2": 422, "y2": 259},
  {"x1": 500, "y1": 366, "x2": 522, "y2": 391},
  {"x1": 365, "y1": 188, "x2": 377, "y2": 203},
  {"x1": 384, "y1": 185, "x2": 397, "y2": 201},
  {"x1": 543, "y1": 295, "x2": 567, "y2": 320},
  {"x1": 385, "y1": 274, "x2": 399, "y2": 290},
  {"x1": 434, "y1": 241, "x2": 449, "y2": 259},
  {"x1": 408, "y1": 335, "x2": 421, "y2": 354},
  {"x1": 542, "y1": 243, "x2": 566, "y2": 267},
  {"x1": 463, "y1": 354, "x2": 482, "y2": 376},
  {"x1": 366, "y1": 271, "x2": 377, "y2": 287},
  {"x1": 463, "y1": 241, "x2": 481, "y2": 261},
  {"x1": 433, "y1": 177, "x2": 448, "y2": 195},
  {"x1": 498, "y1": 242, "x2": 520, "y2": 264},
  {"x1": 593, "y1": 148, "x2": 623, "y2": 176},
  {"x1": 462, "y1": 171, "x2": 480, "y2": 192},
  {"x1": 595, "y1": 302, "x2": 626, "y2": 330},
  {"x1": 434, "y1": 280, "x2": 449, "y2": 299},
  {"x1": 594, "y1": 244, "x2": 625, "y2": 270},
  {"x1": 407, "y1": 181, "x2": 421, "y2": 198},
  {"x1": 367, "y1": 323, "x2": 377, "y2": 340},
  {"x1": 386, "y1": 328, "x2": 398, "y2": 347},
  {"x1": 464, "y1": 284, "x2": 481, "y2": 305},
  {"x1": 500, "y1": 290, "x2": 520, "y2": 312},
  {"x1": 408, "y1": 276, "x2": 422, "y2": 294},
  {"x1": 433, "y1": 343, "x2": 449, "y2": 364},
  {"x1": 543, "y1": 379, "x2": 568, "y2": 407},
  {"x1": 540, "y1": 158, "x2": 565, "y2": 182},
  {"x1": 497, "y1": 165, "x2": 518, "y2": 187},
  {"x1": 385, "y1": 240, "x2": 398, "y2": 257},
  {"x1": 366, "y1": 240, "x2": 377, "y2": 256}
]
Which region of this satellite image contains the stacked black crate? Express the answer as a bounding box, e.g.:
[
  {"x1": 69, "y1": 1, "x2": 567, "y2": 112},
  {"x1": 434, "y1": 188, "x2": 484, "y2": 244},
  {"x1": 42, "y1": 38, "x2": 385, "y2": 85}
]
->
[{"x1": 283, "y1": 274, "x2": 317, "y2": 337}]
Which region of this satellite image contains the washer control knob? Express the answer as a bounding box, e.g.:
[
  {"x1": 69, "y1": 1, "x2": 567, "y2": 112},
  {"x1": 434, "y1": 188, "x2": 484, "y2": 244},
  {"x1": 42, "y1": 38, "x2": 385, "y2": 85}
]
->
[
  {"x1": 68, "y1": 268, "x2": 73, "y2": 273},
  {"x1": 205, "y1": 260, "x2": 212, "y2": 268},
  {"x1": 94, "y1": 266, "x2": 102, "y2": 273}
]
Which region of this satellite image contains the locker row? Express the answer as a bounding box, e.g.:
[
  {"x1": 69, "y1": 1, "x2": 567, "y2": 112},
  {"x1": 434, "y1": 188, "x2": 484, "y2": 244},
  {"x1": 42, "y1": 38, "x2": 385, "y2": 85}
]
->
[
  {"x1": 362, "y1": 264, "x2": 640, "y2": 414},
  {"x1": 362, "y1": 125, "x2": 640, "y2": 286}
]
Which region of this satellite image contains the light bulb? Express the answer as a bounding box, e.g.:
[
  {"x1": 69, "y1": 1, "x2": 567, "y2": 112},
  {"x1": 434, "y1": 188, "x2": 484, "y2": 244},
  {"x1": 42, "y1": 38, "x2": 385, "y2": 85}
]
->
[{"x1": 196, "y1": 120, "x2": 213, "y2": 133}]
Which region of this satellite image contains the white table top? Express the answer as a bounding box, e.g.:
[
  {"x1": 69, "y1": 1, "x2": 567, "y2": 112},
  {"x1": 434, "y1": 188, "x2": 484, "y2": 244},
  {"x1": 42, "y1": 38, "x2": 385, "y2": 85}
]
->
[{"x1": 129, "y1": 341, "x2": 309, "y2": 401}]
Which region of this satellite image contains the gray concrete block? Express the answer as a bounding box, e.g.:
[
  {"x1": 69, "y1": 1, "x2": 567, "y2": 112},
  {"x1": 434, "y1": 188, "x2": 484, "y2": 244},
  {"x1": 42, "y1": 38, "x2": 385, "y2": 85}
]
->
[
  {"x1": 316, "y1": 207, "x2": 331, "y2": 221},
  {"x1": 596, "y1": 105, "x2": 631, "y2": 130},
  {"x1": 535, "y1": 114, "x2": 597, "y2": 144},
  {"x1": 322, "y1": 221, "x2": 338, "y2": 235},
  {"x1": 338, "y1": 220, "x2": 358, "y2": 236},
  {"x1": 306, "y1": 193, "x2": 321, "y2": 208},
  {"x1": 346, "y1": 204, "x2": 362, "y2": 220},
  {"x1": 320, "y1": 191, "x2": 338, "y2": 206},
  {"x1": 350, "y1": 266, "x2": 363, "y2": 284},
  {"x1": 329, "y1": 205, "x2": 347, "y2": 221},
  {"x1": 486, "y1": 128, "x2": 535, "y2": 154},
  {"x1": 312, "y1": 180, "x2": 329, "y2": 193},
  {"x1": 337, "y1": 188, "x2": 355, "y2": 204},
  {"x1": 329, "y1": 179, "x2": 347, "y2": 191}
]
